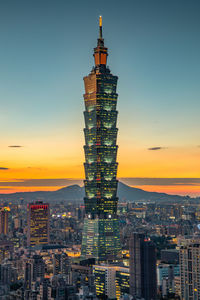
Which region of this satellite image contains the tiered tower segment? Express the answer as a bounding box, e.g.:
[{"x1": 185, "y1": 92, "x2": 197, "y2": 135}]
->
[{"x1": 81, "y1": 17, "x2": 121, "y2": 262}]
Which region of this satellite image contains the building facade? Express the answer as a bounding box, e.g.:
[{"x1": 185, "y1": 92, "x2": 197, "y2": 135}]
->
[
  {"x1": 0, "y1": 207, "x2": 10, "y2": 235},
  {"x1": 53, "y1": 253, "x2": 70, "y2": 277},
  {"x1": 27, "y1": 201, "x2": 50, "y2": 247},
  {"x1": 24, "y1": 254, "x2": 45, "y2": 290},
  {"x1": 93, "y1": 265, "x2": 129, "y2": 299},
  {"x1": 157, "y1": 264, "x2": 180, "y2": 286},
  {"x1": 129, "y1": 233, "x2": 157, "y2": 300},
  {"x1": 157, "y1": 263, "x2": 180, "y2": 297},
  {"x1": 180, "y1": 243, "x2": 200, "y2": 300},
  {"x1": 81, "y1": 17, "x2": 121, "y2": 263}
]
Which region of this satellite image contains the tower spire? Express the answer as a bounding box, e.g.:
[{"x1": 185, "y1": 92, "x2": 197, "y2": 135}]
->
[
  {"x1": 99, "y1": 15, "x2": 103, "y2": 39},
  {"x1": 94, "y1": 16, "x2": 108, "y2": 67}
]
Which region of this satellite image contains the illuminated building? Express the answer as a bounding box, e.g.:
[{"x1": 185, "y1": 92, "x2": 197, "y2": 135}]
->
[
  {"x1": 27, "y1": 201, "x2": 50, "y2": 247},
  {"x1": 81, "y1": 16, "x2": 121, "y2": 263},
  {"x1": 0, "y1": 207, "x2": 10, "y2": 235},
  {"x1": 129, "y1": 233, "x2": 157, "y2": 300},
  {"x1": 93, "y1": 265, "x2": 129, "y2": 299},
  {"x1": 180, "y1": 243, "x2": 200, "y2": 300},
  {"x1": 115, "y1": 269, "x2": 130, "y2": 299}
]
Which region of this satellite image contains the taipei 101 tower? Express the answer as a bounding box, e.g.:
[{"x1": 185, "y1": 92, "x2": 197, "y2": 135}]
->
[{"x1": 81, "y1": 17, "x2": 121, "y2": 263}]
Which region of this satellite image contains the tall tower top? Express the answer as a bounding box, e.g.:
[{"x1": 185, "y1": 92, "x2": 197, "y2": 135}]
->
[
  {"x1": 99, "y1": 15, "x2": 102, "y2": 27},
  {"x1": 99, "y1": 16, "x2": 103, "y2": 39},
  {"x1": 94, "y1": 16, "x2": 108, "y2": 67}
]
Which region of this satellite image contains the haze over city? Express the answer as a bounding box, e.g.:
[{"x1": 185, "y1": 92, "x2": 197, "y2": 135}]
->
[{"x1": 0, "y1": 0, "x2": 200, "y2": 196}]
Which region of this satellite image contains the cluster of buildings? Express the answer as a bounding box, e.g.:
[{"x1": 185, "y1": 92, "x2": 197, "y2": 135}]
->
[
  {"x1": 0, "y1": 17, "x2": 200, "y2": 300},
  {"x1": 2, "y1": 198, "x2": 200, "y2": 300}
]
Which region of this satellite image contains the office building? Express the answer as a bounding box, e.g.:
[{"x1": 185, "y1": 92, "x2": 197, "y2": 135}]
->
[
  {"x1": 0, "y1": 207, "x2": 10, "y2": 235},
  {"x1": 0, "y1": 240, "x2": 13, "y2": 263},
  {"x1": 93, "y1": 265, "x2": 129, "y2": 299},
  {"x1": 157, "y1": 264, "x2": 180, "y2": 286},
  {"x1": 129, "y1": 233, "x2": 157, "y2": 300},
  {"x1": 0, "y1": 262, "x2": 17, "y2": 285},
  {"x1": 81, "y1": 16, "x2": 121, "y2": 263},
  {"x1": 24, "y1": 254, "x2": 45, "y2": 289},
  {"x1": 157, "y1": 264, "x2": 180, "y2": 297},
  {"x1": 161, "y1": 249, "x2": 179, "y2": 264},
  {"x1": 48, "y1": 275, "x2": 77, "y2": 300},
  {"x1": 180, "y1": 242, "x2": 200, "y2": 299},
  {"x1": 53, "y1": 252, "x2": 70, "y2": 277},
  {"x1": 27, "y1": 201, "x2": 50, "y2": 247},
  {"x1": 115, "y1": 269, "x2": 130, "y2": 299}
]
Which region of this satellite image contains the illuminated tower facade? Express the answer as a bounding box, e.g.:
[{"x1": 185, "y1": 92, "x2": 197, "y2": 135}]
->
[
  {"x1": 27, "y1": 201, "x2": 50, "y2": 247},
  {"x1": 0, "y1": 207, "x2": 10, "y2": 235},
  {"x1": 81, "y1": 17, "x2": 121, "y2": 262}
]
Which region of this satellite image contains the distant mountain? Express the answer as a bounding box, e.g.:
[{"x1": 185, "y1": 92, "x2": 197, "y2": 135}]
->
[
  {"x1": 0, "y1": 185, "x2": 84, "y2": 203},
  {"x1": 117, "y1": 182, "x2": 192, "y2": 202},
  {"x1": 0, "y1": 182, "x2": 197, "y2": 204}
]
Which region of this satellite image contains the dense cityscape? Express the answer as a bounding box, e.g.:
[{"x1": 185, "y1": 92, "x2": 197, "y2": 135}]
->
[
  {"x1": 0, "y1": 3, "x2": 200, "y2": 300},
  {"x1": 1, "y1": 186, "x2": 200, "y2": 299}
]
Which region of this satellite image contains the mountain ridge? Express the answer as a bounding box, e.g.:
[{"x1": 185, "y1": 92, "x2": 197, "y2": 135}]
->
[{"x1": 0, "y1": 182, "x2": 198, "y2": 203}]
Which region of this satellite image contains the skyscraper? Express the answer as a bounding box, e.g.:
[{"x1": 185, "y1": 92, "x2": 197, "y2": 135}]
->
[
  {"x1": 24, "y1": 254, "x2": 45, "y2": 289},
  {"x1": 81, "y1": 17, "x2": 121, "y2": 263},
  {"x1": 180, "y1": 242, "x2": 200, "y2": 300},
  {"x1": 0, "y1": 207, "x2": 10, "y2": 235},
  {"x1": 53, "y1": 252, "x2": 70, "y2": 277},
  {"x1": 27, "y1": 201, "x2": 50, "y2": 247},
  {"x1": 129, "y1": 233, "x2": 157, "y2": 300}
]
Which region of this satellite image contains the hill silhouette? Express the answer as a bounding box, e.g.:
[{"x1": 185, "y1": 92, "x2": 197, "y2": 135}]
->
[{"x1": 0, "y1": 182, "x2": 195, "y2": 203}]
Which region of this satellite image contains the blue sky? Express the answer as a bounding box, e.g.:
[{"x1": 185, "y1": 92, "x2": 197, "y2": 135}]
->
[{"x1": 0, "y1": 0, "x2": 200, "y2": 195}]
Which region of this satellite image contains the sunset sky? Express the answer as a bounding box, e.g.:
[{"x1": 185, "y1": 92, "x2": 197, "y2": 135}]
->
[{"x1": 0, "y1": 0, "x2": 200, "y2": 196}]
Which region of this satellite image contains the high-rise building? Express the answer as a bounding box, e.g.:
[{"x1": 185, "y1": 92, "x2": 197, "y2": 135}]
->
[
  {"x1": 0, "y1": 241, "x2": 14, "y2": 263},
  {"x1": 157, "y1": 263, "x2": 180, "y2": 297},
  {"x1": 53, "y1": 252, "x2": 70, "y2": 277},
  {"x1": 24, "y1": 254, "x2": 45, "y2": 289},
  {"x1": 0, "y1": 262, "x2": 17, "y2": 285},
  {"x1": 81, "y1": 17, "x2": 121, "y2": 263},
  {"x1": 38, "y1": 278, "x2": 50, "y2": 300},
  {"x1": 0, "y1": 207, "x2": 10, "y2": 235},
  {"x1": 180, "y1": 242, "x2": 200, "y2": 300},
  {"x1": 27, "y1": 201, "x2": 50, "y2": 247},
  {"x1": 129, "y1": 233, "x2": 157, "y2": 300},
  {"x1": 157, "y1": 263, "x2": 180, "y2": 285},
  {"x1": 93, "y1": 265, "x2": 129, "y2": 299},
  {"x1": 115, "y1": 269, "x2": 130, "y2": 299},
  {"x1": 48, "y1": 275, "x2": 77, "y2": 300}
]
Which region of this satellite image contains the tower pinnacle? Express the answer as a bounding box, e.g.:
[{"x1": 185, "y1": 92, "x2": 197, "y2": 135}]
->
[
  {"x1": 94, "y1": 16, "x2": 108, "y2": 67},
  {"x1": 99, "y1": 16, "x2": 103, "y2": 39}
]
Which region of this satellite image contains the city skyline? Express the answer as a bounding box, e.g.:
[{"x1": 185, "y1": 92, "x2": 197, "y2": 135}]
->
[{"x1": 0, "y1": 0, "x2": 200, "y2": 196}]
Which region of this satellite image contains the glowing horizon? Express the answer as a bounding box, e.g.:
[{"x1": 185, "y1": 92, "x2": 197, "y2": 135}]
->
[{"x1": 1, "y1": 175, "x2": 200, "y2": 197}]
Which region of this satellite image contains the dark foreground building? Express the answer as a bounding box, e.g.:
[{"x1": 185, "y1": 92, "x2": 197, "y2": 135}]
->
[
  {"x1": 81, "y1": 17, "x2": 121, "y2": 263},
  {"x1": 129, "y1": 233, "x2": 157, "y2": 300},
  {"x1": 0, "y1": 207, "x2": 10, "y2": 235}
]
